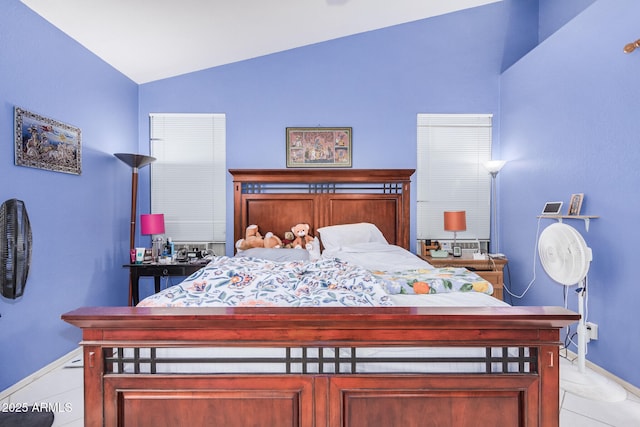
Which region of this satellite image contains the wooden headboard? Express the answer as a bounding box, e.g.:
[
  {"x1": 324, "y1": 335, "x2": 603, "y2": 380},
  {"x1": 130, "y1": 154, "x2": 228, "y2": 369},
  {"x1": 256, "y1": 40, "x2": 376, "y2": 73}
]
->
[{"x1": 230, "y1": 169, "x2": 414, "y2": 250}]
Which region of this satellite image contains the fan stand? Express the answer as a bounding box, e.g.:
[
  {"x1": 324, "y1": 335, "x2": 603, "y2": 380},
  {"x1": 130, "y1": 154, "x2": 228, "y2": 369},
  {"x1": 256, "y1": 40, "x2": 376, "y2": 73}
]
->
[
  {"x1": 538, "y1": 223, "x2": 626, "y2": 402},
  {"x1": 560, "y1": 283, "x2": 626, "y2": 402}
]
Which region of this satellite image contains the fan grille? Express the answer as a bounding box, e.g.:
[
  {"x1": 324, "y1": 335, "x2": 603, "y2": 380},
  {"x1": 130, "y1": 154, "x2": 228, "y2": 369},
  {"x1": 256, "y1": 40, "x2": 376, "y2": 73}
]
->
[
  {"x1": 0, "y1": 199, "x2": 32, "y2": 299},
  {"x1": 538, "y1": 222, "x2": 591, "y2": 286}
]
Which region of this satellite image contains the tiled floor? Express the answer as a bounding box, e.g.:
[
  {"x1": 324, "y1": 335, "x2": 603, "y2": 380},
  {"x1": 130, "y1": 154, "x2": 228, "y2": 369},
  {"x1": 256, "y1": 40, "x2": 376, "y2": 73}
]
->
[
  {"x1": 0, "y1": 349, "x2": 84, "y2": 427},
  {"x1": 2, "y1": 348, "x2": 640, "y2": 426},
  {"x1": 559, "y1": 358, "x2": 640, "y2": 426}
]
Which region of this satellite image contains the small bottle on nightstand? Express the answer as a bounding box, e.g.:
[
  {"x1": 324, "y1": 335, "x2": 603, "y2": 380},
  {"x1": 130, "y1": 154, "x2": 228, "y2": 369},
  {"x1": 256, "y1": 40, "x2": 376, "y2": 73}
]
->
[{"x1": 166, "y1": 237, "x2": 175, "y2": 261}]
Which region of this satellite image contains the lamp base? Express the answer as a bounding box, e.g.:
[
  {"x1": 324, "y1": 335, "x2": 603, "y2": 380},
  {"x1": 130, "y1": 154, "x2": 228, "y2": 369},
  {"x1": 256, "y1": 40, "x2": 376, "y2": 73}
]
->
[{"x1": 152, "y1": 237, "x2": 164, "y2": 262}]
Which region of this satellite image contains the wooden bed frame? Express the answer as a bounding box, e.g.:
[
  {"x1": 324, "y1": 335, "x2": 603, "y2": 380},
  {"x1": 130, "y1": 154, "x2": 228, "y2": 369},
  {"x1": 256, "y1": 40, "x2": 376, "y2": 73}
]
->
[
  {"x1": 230, "y1": 169, "x2": 412, "y2": 250},
  {"x1": 62, "y1": 169, "x2": 579, "y2": 426}
]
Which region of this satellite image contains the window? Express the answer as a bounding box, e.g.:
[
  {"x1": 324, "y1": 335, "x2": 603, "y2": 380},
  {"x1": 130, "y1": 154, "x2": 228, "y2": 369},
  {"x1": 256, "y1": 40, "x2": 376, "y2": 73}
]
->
[
  {"x1": 416, "y1": 114, "x2": 492, "y2": 248},
  {"x1": 150, "y1": 113, "x2": 226, "y2": 254}
]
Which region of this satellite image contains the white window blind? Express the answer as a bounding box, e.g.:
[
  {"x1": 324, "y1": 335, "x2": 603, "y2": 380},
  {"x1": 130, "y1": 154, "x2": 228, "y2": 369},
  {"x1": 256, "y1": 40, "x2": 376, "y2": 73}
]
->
[
  {"x1": 416, "y1": 114, "x2": 492, "y2": 242},
  {"x1": 150, "y1": 113, "x2": 226, "y2": 244}
]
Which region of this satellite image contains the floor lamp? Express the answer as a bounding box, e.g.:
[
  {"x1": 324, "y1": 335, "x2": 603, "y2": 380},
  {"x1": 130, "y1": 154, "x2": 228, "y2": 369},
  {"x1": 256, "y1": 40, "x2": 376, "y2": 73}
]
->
[
  {"x1": 483, "y1": 160, "x2": 506, "y2": 255},
  {"x1": 115, "y1": 153, "x2": 156, "y2": 305}
]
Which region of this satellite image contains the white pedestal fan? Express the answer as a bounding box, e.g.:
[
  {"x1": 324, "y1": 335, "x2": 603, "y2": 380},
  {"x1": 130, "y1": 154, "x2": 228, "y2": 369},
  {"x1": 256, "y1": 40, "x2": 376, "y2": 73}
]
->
[{"x1": 538, "y1": 222, "x2": 626, "y2": 402}]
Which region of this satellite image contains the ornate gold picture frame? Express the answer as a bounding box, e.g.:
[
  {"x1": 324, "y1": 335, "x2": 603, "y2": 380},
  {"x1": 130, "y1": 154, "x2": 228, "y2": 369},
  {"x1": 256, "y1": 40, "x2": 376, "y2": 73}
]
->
[{"x1": 286, "y1": 127, "x2": 352, "y2": 168}]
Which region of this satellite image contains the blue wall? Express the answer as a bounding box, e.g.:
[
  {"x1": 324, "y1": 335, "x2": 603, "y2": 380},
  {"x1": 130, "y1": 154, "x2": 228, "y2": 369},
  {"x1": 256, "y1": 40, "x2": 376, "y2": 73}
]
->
[
  {"x1": 501, "y1": 0, "x2": 640, "y2": 387},
  {"x1": 138, "y1": 2, "x2": 527, "y2": 264},
  {"x1": 0, "y1": 1, "x2": 138, "y2": 390},
  {"x1": 539, "y1": 0, "x2": 596, "y2": 41}
]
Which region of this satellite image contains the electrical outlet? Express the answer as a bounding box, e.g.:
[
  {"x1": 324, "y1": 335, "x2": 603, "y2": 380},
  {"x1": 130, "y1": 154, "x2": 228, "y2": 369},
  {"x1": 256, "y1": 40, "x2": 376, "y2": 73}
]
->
[{"x1": 586, "y1": 322, "x2": 598, "y2": 341}]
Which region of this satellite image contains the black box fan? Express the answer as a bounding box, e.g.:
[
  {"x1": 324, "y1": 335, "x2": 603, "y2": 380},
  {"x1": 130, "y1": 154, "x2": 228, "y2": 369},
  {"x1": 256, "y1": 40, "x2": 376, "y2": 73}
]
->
[{"x1": 0, "y1": 199, "x2": 32, "y2": 299}]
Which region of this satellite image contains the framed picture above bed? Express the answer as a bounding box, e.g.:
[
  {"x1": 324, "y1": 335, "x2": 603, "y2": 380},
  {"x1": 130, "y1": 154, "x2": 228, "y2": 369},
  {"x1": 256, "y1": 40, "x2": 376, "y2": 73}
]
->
[{"x1": 286, "y1": 127, "x2": 352, "y2": 168}]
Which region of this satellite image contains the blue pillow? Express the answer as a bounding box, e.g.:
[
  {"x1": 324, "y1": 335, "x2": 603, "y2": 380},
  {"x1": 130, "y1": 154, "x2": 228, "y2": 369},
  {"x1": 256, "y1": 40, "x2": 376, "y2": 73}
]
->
[{"x1": 235, "y1": 248, "x2": 309, "y2": 262}]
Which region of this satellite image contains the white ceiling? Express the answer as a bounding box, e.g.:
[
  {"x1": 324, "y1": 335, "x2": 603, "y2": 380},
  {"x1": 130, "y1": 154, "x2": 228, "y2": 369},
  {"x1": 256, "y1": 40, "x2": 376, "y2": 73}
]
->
[{"x1": 21, "y1": 0, "x2": 499, "y2": 84}]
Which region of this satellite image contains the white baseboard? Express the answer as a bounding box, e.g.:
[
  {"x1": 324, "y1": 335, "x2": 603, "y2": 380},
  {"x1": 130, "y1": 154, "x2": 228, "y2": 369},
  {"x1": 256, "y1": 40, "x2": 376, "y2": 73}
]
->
[
  {"x1": 561, "y1": 348, "x2": 640, "y2": 398},
  {"x1": 0, "y1": 347, "x2": 82, "y2": 400}
]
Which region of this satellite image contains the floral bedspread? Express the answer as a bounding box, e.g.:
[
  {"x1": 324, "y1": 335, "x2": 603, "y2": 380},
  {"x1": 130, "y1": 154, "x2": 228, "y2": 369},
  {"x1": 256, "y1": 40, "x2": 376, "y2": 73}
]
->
[
  {"x1": 371, "y1": 267, "x2": 493, "y2": 295},
  {"x1": 137, "y1": 256, "x2": 393, "y2": 307}
]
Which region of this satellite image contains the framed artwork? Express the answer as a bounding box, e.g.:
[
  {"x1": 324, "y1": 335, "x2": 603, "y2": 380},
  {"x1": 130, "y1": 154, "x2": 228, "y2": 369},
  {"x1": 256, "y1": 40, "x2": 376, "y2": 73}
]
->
[
  {"x1": 568, "y1": 193, "x2": 584, "y2": 216},
  {"x1": 286, "y1": 127, "x2": 352, "y2": 168},
  {"x1": 14, "y1": 107, "x2": 82, "y2": 175}
]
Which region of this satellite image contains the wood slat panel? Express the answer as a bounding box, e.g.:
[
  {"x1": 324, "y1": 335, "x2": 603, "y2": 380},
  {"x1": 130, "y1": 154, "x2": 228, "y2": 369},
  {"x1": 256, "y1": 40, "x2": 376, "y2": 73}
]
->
[
  {"x1": 331, "y1": 376, "x2": 536, "y2": 427},
  {"x1": 104, "y1": 376, "x2": 313, "y2": 427}
]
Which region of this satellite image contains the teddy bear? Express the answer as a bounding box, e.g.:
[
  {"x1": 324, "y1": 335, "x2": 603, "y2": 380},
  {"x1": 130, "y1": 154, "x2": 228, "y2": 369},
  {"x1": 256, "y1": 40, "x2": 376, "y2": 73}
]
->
[
  {"x1": 235, "y1": 224, "x2": 264, "y2": 252},
  {"x1": 263, "y1": 231, "x2": 282, "y2": 249},
  {"x1": 291, "y1": 223, "x2": 314, "y2": 249},
  {"x1": 281, "y1": 231, "x2": 295, "y2": 248},
  {"x1": 236, "y1": 224, "x2": 283, "y2": 252}
]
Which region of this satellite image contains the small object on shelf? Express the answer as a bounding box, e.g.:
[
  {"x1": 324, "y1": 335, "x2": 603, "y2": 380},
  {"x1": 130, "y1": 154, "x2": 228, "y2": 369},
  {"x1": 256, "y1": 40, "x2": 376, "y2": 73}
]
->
[
  {"x1": 567, "y1": 193, "x2": 584, "y2": 216},
  {"x1": 430, "y1": 249, "x2": 449, "y2": 258},
  {"x1": 135, "y1": 248, "x2": 145, "y2": 264},
  {"x1": 541, "y1": 201, "x2": 563, "y2": 216},
  {"x1": 165, "y1": 237, "x2": 175, "y2": 259},
  {"x1": 187, "y1": 249, "x2": 203, "y2": 259},
  {"x1": 423, "y1": 239, "x2": 441, "y2": 251}
]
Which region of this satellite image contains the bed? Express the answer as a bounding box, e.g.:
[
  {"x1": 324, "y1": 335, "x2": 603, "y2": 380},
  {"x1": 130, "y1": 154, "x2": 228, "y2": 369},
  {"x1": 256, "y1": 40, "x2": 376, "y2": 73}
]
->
[{"x1": 62, "y1": 169, "x2": 579, "y2": 427}]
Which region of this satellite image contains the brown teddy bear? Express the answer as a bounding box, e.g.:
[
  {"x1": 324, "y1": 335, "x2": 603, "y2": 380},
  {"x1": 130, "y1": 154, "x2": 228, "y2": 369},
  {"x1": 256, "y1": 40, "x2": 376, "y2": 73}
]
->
[
  {"x1": 291, "y1": 223, "x2": 314, "y2": 249},
  {"x1": 235, "y1": 225, "x2": 283, "y2": 252},
  {"x1": 263, "y1": 231, "x2": 283, "y2": 249},
  {"x1": 281, "y1": 231, "x2": 295, "y2": 248},
  {"x1": 235, "y1": 224, "x2": 264, "y2": 252}
]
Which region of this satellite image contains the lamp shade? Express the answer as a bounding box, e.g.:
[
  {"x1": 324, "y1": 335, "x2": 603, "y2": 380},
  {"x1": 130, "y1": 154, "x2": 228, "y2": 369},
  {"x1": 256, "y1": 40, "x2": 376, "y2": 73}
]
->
[
  {"x1": 483, "y1": 160, "x2": 506, "y2": 175},
  {"x1": 114, "y1": 153, "x2": 156, "y2": 170},
  {"x1": 444, "y1": 211, "x2": 466, "y2": 232},
  {"x1": 140, "y1": 214, "x2": 165, "y2": 235}
]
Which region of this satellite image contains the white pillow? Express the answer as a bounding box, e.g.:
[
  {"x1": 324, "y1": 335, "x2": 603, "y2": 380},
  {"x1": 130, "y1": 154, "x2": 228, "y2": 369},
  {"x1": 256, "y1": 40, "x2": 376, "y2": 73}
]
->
[
  {"x1": 306, "y1": 236, "x2": 321, "y2": 261},
  {"x1": 317, "y1": 223, "x2": 388, "y2": 250}
]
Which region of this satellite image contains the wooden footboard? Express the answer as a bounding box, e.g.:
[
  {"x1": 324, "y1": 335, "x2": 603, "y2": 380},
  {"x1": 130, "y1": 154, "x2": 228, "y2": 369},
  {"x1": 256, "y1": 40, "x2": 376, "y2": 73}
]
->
[{"x1": 63, "y1": 306, "x2": 578, "y2": 427}]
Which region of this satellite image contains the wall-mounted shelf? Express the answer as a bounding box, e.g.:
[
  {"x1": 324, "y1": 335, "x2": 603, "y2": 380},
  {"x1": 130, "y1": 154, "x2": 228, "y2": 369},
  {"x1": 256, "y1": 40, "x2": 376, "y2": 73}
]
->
[{"x1": 537, "y1": 215, "x2": 599, "y2": 231}]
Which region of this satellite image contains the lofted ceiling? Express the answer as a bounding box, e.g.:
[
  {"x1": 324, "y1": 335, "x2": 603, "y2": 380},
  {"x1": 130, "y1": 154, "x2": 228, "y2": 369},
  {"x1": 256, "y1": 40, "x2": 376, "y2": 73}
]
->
[{"x1": 21, "y1": 0, "x2": 500, "y2": 84}]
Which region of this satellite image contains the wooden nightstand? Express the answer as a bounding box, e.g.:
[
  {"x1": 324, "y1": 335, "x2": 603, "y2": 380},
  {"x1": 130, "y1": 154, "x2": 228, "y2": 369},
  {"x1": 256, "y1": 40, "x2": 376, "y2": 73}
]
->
[
  {"x1": 419, "y1": 246, "x2": 508, "y2": 300},
  {"x1": 124, "y1": 261, "x2": 209, "y2": 306}
]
